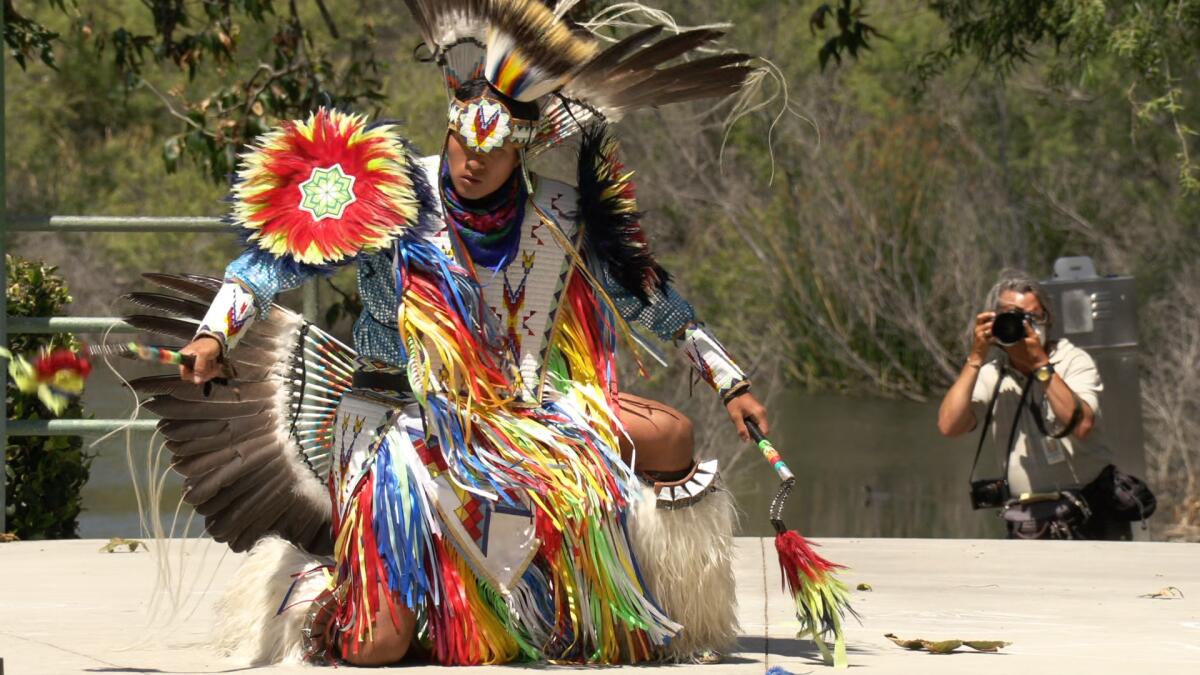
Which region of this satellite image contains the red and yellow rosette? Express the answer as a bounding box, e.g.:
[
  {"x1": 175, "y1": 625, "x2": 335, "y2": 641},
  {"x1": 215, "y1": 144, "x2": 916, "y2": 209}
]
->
[{"x1": 232, "y1": 108, "x2": 422, "y2": 268}]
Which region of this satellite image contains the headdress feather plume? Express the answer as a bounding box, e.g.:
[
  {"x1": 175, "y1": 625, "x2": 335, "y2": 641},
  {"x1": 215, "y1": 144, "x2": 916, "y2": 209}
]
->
[{"x1": 405, "y1": 0, "x2": 756, "y2": 152}]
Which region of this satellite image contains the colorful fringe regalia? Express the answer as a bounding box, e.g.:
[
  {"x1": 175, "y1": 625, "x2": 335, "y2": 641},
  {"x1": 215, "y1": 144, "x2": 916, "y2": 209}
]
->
[
  {"x1": 123, "y1": 1, "x2": 860, "y2": 668},
  {"x1": 324, "y1": 229, "x2": 682, "y2": 664}
]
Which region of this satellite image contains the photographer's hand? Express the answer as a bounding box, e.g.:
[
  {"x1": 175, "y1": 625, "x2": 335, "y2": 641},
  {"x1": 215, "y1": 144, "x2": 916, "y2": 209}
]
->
[
  {"x1": 937, "y1": 311, "x2": 994, "y2": 437},
  {"x1": 969, "y1": 311, "x2": 996, "y2": 367},
  {"x1": 936, "y1": 309, "x2": 993, "y2": 437},
  {"x1": 1003, "y1": 320, "x2": 1049, "y2": 376}
]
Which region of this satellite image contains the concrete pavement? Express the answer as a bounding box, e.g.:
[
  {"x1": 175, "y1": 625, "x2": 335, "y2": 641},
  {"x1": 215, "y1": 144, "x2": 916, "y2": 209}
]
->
[{"x1": 1, "y1": 537, "x2": 1198, "y2": 674}]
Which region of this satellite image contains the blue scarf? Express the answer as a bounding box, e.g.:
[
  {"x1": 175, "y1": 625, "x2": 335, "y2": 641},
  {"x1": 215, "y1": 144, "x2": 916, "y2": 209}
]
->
[{"x1": 441, "y1": 163, "x2": 527, "y2": 271}]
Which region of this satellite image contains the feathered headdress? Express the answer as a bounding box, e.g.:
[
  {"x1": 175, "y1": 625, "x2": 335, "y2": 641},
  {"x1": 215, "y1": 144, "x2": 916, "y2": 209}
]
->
[{"x1": 406, "y1": 0, "x2": 756, "y2": 153}]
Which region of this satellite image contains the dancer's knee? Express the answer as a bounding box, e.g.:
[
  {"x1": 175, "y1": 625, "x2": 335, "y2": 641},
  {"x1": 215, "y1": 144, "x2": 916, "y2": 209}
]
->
[
  {"x1": 666, "y1": 414, "x2": 695, "y2": 468},
  {"x1": 340, "y1": 600, "x2": 415, "y2": 666}
]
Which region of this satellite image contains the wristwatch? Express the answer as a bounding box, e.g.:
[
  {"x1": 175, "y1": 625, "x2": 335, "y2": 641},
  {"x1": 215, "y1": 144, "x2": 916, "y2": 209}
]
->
[{"x1": 1034, "y1": 362, "x2": 1055, "y2": 383}]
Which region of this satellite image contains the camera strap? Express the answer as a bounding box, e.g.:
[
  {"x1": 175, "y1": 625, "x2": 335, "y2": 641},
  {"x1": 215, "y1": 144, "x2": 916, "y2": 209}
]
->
[
  {"x1": 1028, "y1": 390, "x2": 1083, "y2": 439},
  {"x1": 969, "y1": 369, "x2": 1034, "y2": 493},
  {"x1": 968, "y1": 369, "x2": 1005, "y2": 486}
]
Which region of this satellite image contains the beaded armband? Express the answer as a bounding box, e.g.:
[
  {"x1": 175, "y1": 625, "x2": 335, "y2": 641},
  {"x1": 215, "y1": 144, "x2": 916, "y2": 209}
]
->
[
  {"x1": 196, "y1": 280, "x2": 258, "y2": 353},
  {"x1": 679, "y1": 322, "x2": 749, "y2": 401}
]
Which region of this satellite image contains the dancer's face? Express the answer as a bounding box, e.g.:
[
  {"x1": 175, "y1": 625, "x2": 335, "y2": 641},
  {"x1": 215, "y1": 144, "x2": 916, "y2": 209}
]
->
[{"x1": 445, "y1": 131, "x2": 521, "y2": 200}]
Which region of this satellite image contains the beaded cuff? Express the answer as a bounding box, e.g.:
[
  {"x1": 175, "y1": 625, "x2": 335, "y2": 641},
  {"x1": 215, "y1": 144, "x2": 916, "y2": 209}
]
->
[
  {"x1": 679, "y1": 322, "x2": 748, "y2": 400},
  {"x1": 196, "y1": 280, "x2": 258, "y2": 351}
]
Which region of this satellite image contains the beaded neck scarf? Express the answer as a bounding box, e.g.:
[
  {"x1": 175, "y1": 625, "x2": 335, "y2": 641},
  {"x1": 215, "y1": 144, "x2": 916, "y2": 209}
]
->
[{"x1": 441, "y1": 159, "x2": 528, "y2": 272}]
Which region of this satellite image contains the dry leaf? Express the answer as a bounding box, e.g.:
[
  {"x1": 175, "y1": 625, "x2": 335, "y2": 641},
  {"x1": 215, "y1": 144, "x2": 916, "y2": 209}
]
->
[
  {"x1": 1140, "y1": 586, "x2": 1184, "y2": 599},
  {"x1": 884, "y1": 633, "x2": 925, "y2": 650},
  {"x1": 963, "y1": 640, "x2": 1012, "y2": 652},
  {"x1": 922, "y1": 639, "x2": 963, "y2": 654},
  {"x1": 99, "y1": 537, "x2": 146, "y2": 553},
  {"x1": 885, "y1": 633, "x2": 1011, "y2": 654}
]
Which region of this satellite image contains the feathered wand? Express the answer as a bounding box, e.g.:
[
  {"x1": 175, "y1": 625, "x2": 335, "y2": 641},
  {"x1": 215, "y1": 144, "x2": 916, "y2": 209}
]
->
[
  {"x1": 1, "y1": 342, "x2": 227, "y2": 414},
  {"x1": 747, "y1": 419, "x2": 857, "y2": 668}
]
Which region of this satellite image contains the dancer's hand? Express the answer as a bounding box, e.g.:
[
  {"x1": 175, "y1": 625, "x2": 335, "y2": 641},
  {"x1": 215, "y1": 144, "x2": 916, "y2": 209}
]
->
[
  {"x1": 180, "y1": 336, "x2": 223, "y2": 384},
  {"x1": 726, "y1": 392, "x2": 768, "y2": 442}
]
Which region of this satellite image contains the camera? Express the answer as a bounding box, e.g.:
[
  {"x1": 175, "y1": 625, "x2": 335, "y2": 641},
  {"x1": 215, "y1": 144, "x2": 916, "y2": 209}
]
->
[
  {"x1": 991, "y1": 310, "x2": 1029, "y2": 346},
  {"x1": 970, "y1": 478, "x2": 1008, "y2": 510}
]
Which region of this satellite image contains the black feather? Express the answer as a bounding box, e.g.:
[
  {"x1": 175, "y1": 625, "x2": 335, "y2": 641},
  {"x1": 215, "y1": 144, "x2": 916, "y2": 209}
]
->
[
  {"x1": 141, "y1": 273, "x2": 220, "y2": 303},
  {"x1": 579, "y1": 26, "x2": 664, "y2": 77},
  {"x1": 617, "y1": 29, "x2": 724, "y2": 75},
  {"x1": 576, "y1": 124, "x2": 669, "y2": 303}
]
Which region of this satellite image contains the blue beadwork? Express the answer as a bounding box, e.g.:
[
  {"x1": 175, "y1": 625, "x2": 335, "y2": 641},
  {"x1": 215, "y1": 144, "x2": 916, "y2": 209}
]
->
[
  {"x1": 600, "y1": 264, "x2": 696, "y2": 341},
  {"x1": 223, "y1": 228, "x2": 699, "y2": 366}
]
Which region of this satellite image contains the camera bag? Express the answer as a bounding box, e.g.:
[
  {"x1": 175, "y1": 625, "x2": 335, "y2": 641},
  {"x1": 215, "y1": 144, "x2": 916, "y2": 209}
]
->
[
  {"x1": 1001, "y1": 491, "x2": 1091, "y2": 540},
  {"x1": 1082, "y1": 464, "x2": 1157, "y2": 523}
]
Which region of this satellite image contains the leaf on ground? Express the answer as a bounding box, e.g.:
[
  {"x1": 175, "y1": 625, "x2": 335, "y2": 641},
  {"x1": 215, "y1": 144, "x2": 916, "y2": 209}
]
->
[
  {"x1": 856, "y1": 582, "x2": 873, "y2": 591},
  {"x1": 1140, "y1": 586, "x2": 1184, "y2": 599},
  {"x1": 921, "y1": 639, "x2": 964, "y2": 654},
  {"x1": 884, "y1": 633, "x2": 925, "y2": 650},
  {"x1": 886, "y1": 633, "x2": 1011, "y2": 654},
  {"x1": 99, "y1": 537, "x2": 146, "y2": 553},
  {"x1": 963, "y1": 640, "x2": 1012, "y2": 652},
  {"x1": 0, "y1": 532, "x2": 19, "y2": 543}
]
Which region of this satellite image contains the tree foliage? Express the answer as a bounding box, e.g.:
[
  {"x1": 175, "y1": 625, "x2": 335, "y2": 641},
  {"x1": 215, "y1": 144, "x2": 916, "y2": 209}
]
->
[
  {"x1": 849, "y1": 1, "x2": 1200, "y2": 193},
  {"x1": 809, "y1": 0, "x2": 888, "y2": 70},
  {"x1": 5, "y1": 0, "x2": 388, "y2": 181}
]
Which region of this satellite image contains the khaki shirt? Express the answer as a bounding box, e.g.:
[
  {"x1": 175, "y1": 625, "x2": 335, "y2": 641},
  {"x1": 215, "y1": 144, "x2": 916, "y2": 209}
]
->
[{"x1": 971, "y1": 338, "x2": 1112, "y2": 495}]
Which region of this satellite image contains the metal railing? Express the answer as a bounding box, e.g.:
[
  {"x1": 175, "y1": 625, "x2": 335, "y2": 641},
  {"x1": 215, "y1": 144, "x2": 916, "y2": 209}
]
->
[{"x1": 0, "y1": 215, "x2": 318, "y2": 531}]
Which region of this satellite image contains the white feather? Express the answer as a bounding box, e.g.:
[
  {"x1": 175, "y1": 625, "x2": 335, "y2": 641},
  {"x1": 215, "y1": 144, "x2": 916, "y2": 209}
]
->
[
  {"x1": 213, "y1": 535, "x2": 333, "y2": 665},
  {"x1": 628, "y1": 482, "x2": 740, "y2": 661}
]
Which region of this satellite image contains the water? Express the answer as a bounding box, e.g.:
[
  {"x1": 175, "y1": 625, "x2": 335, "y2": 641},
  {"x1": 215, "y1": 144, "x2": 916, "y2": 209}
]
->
[{"x1": 76, "y1": 367, "x2": 1004, "y2": 540}]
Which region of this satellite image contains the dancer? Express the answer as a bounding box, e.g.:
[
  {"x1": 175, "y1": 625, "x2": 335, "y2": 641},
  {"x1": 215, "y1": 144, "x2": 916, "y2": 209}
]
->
[{"x1": 133, "y1": 0, "x2": 776, "y2": 666}]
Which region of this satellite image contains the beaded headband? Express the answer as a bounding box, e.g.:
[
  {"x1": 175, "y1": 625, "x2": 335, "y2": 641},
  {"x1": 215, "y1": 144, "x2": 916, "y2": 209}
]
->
[{"x1": 447, "y1": 95, "x2": 539, "y2": 153}]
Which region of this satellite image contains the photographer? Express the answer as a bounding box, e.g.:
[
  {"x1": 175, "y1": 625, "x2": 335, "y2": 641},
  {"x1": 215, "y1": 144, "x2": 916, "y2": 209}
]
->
[{"x1": 938, "y1": 271, "x2": 1132, "y2": 540}]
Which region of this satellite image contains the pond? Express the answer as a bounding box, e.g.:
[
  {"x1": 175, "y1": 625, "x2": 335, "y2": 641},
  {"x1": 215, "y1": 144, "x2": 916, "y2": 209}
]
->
[{"x1": 75, "y1": 365, "x2": 1005, "y2": 540}]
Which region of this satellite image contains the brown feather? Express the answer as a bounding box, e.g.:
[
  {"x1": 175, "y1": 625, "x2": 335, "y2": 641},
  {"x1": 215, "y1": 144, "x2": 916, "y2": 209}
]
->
[
  {"x1": 141, "y1": 273, "x2": 219, "y2": 303},
  {"x1": 616, "y1": 29, "x2": 724, "y2": 74},
  {"x1": 184, "y1": 446, "x2": 284, "y2": 505},
  {"x1": 170, "y1": 430, "x2": 280, "y2": 477},
  {"x1": 144, "y1": 395, "x2": 273, "y2": 421},
  {"x1": 207, "y1": 475, "x2": 297, "y2": 549},
  {"x1": 121, "y1": 292, "x2": 208, "y2": 319},
  {"x1": 190, "y1": 459, "x2": 284, "y2": 516},
  {"x1": 159, "y1": 418, "x2": 227, "y2": 442},
  {"x1": 158, "y1": 414, "x2": 274, "y2": 444},
  {"x1": 229, "y1": 487, "x2": 302, "y2": 552},
  {"x1": 123, "y1": 314, "x2": 196, "y2": 342},
  {"x1": 576, "y1": 25, "x2": 664, "y2": 77},
  {"x1": 128, "y1": 375, "x2": 278, "y2": 403}
]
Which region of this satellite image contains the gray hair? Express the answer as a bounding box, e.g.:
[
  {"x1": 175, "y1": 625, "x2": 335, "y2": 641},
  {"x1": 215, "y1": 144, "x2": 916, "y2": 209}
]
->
[
  {"x1": 964, "y1": 269, "x2": 1054, "y2": 354},
  {"x1": 984, "y1": 268, "x2": 1054, "y2": 333}
]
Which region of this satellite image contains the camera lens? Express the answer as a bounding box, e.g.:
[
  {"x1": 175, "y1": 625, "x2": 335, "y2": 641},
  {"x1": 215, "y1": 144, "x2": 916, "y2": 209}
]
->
[{"x1": 992, "y1": 311, "x2": 1026, "y2": 346}]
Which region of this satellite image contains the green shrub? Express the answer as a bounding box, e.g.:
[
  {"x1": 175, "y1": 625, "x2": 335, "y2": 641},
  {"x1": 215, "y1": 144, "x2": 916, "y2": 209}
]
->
[{"x1": 4, "y1": 255, "x2": 93, "y2": 539}]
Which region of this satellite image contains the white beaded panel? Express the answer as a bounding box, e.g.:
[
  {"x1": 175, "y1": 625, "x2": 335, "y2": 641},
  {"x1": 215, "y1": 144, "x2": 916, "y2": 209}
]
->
[{"x1": 418, "y1": 157, "x2": 578, "y2": 398}]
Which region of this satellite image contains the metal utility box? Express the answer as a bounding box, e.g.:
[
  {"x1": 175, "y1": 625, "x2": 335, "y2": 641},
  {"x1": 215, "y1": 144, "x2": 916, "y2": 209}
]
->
[{"x1": 1042, "y1": 257, "x2": 1147, "y2": 484}]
